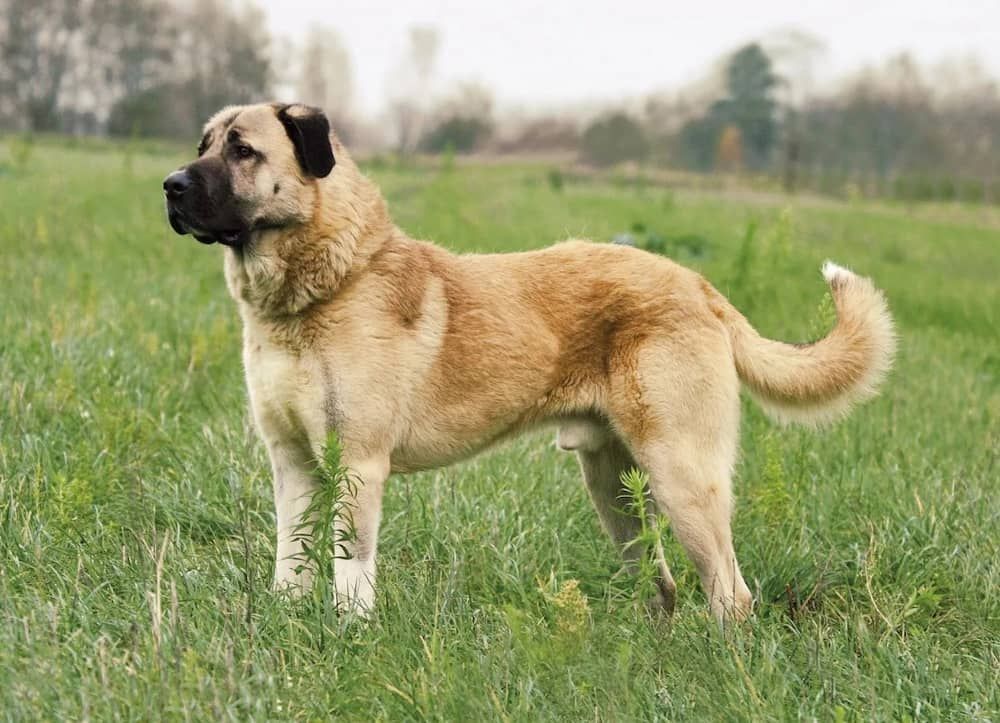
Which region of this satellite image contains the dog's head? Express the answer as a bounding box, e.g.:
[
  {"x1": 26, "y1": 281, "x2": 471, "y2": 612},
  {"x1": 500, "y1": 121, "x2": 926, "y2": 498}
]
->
[{"x1": 163, "y1": 103, "x2": 335, "y2": 246}]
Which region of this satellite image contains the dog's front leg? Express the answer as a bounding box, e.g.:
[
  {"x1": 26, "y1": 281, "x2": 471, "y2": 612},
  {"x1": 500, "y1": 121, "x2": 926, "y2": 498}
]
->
[
  {"x1": 269, "y1": 441, "x2": 320, "y2": 595},
  {"x1": 268, "y1": 441, "x2": 389, "y2": 616},
  {"x1": 334, "y1": 456, "x2": 390, "y2": 616}
]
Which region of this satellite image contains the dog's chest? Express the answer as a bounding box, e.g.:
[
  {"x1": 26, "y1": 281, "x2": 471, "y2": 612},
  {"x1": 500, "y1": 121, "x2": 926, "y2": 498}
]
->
[{"x1": 243, "y1": 334, "x2": 326, "y2": 451}]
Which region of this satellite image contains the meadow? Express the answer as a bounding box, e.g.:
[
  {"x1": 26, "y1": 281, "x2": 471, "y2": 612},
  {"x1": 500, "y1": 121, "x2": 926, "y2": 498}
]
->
[{"x1": 0, "y1": 138, "x2": 997, "y2": 721}]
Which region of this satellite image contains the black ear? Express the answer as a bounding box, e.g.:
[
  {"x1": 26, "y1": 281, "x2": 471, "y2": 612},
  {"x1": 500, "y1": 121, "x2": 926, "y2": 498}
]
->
[{"x1": 277, "y1": 104, "x2": 335, "y2": 178}]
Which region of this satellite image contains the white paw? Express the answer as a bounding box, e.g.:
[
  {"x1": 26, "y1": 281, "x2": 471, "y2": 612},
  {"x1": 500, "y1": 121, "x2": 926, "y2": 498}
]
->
[
  {"x1": 334, "y1": 556, "x2": 376, "y2": 615},
  {"x1": 272, "y1": 560, "x2": 313, "y2": 597}
]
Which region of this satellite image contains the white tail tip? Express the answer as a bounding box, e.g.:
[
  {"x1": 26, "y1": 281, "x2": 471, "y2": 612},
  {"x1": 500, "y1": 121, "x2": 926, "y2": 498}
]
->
[{"x1": 822, "y1": 260, "x2": 854, "y2": 284}]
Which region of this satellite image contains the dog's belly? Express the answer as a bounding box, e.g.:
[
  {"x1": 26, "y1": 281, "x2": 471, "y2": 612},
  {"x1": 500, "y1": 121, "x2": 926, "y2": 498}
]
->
[
  {"x1": 387, "y1": 387, "x2": 594, "y2": 473},
  {"x1": 388, "y1": 419, "x2": 527, "y2": 473},
  {"x1": 389, "y1": 416, "x2": 611, "y2": 473},
  {"x1": 387, "y1": 352, "x2": 606, "y2": 473}
]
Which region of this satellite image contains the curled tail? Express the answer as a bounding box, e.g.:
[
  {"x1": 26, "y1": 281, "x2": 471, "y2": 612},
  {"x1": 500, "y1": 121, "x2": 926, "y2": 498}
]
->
[{"x1": 705, "y1": 261, "x2": 896, "y2": 426}]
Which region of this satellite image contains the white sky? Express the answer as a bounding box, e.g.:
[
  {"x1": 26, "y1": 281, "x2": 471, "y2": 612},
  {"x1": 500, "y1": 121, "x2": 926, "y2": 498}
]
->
[{"x1": 261, "y1": 0, "x2": 1000, "y2": 115}]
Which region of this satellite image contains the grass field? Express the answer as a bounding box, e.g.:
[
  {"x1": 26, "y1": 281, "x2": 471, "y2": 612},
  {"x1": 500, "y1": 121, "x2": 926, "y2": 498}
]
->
[{"x1": 1, "y1": 138, "x2": 998, "y2": 721}]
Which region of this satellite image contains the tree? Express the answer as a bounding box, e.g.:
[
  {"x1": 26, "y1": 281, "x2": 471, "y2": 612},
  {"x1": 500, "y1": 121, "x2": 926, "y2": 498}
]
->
[
  {"x1": 107, "y1": 0, "x2": 272, "y2": 138},
  {"x1": 761, "y1": 30, "x2": 827, "y2": 190},
  {"x1": 677, "y1": 113, "x2": 723, "y2": 171},
  {"x1": 673, "y1": 43, "x2": 778, "y2": 172},
  {"x1": 716, "y1": 124, "x2": 743, "y2": 171},
  {"x1": 420, "y1": 117, "x2": 491, "y2": 153},
  {"x1": 580, "y1": 112, "x2": 648, "y2": 167},
  {"x1": 0, "y1": 0, "x2": 272, "y2": 137},
  {"x1": 296, "y1": 26, "x2": 353, "y2": 136},
  {"x1": 496, "y1": 116, "x2": 579, "y2": 154},
  {"x1": 82, "y1": 0, "x2": 181, "y2": 135},
  {"x1": 0, "y1": 0, "x2": 81, "y2": 131},
  {"x1": 720, "y1": 44, "x2": 778, "y2": 169},
  {"x1": 794, "y1": 54, "x2": 945, "y2": 180},
  {"x1": 762, "y1": 29, "x2": 827, "y2": 111},
  {"x1": 386, "y1": 26, "x2": 440, "y2": 153},
  {"x1": 420, "y1": 82, "x2": 494, "y2": 153}
]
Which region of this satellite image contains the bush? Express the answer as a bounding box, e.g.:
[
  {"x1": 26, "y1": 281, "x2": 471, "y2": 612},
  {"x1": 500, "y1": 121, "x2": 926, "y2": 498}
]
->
[
  {"x1": 676, "y1": 117, "x2": 710, "y2": 171},
  {"x1": 579, "y1": 112, "x2": 648, "y2": 167},
  {"x1": 107, "y1": 83, "x2": 198, "y2": 139},
  {"x1": 546, "y1": 168, "x2": 564, "y2": 192},
  {"x1": 498, "y1": 117, "x2": 579, "y2": 153},
  {"x1": 419, "y1": 116, "x2": 492, "y2": 154}
]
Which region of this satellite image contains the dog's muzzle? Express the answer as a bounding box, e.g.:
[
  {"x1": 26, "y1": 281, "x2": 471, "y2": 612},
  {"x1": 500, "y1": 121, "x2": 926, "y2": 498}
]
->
[{"x1": 162, "y1": 168, "x2": 246, "y2": 246}]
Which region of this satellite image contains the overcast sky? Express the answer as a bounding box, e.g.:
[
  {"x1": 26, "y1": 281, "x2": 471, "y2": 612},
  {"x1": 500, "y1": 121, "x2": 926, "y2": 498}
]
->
[{"x1": 261, "y1": 0, "x2": 1000, "y2": 115}]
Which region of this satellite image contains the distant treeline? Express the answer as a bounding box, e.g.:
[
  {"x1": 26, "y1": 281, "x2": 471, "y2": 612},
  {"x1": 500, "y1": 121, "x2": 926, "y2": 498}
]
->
[
  {"x1": 0, "y1": 0, "x2": 269, "y2": 138},
  {"x1": 3, "y1": 1, "x2": 998, "y2": 202},
  {"x1": 572, "y1": 46, "x2": 1000, "y2": 202}
]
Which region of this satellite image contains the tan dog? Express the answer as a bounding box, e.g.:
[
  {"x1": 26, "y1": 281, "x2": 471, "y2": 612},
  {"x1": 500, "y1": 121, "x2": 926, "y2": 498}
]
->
[{"x1": 163, "y1": 103, "x2": 895, "y2": 623}]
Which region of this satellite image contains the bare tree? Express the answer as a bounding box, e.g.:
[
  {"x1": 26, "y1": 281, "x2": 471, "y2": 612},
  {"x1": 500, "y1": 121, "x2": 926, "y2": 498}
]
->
[
  {"x1": 0, "y1": 0, "x2": 272, "y2": 136},
  {"x1": 386, "y1": 25, "x2": 440, "y2": 153},
  {"x1": 761, "y1": 29, "x2": 828, "y2": 190},
  {"x1": 0, "y1": 0, "x2": 81, "y2": 131},
  {"x1": 762, "y1": 28, "x2": 828, "y2": 110},
  {"x1": 420, "y1": 82, "x2": 495, "y2": 153},
  {"x1": 296, "y1": 25, "x2": 354, "y2": 136},
  {"x1": 432, "y1": 81, "x2": 493, "y2": 123},
  {"x1": 104, "y1": 0, "x2": 271, "y2": 137}
]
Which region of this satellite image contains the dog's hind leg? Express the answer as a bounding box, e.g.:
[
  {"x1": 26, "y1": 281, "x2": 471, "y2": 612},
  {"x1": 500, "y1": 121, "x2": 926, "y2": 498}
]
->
[
  {"x1": 559, "y1": 420, "x2": 677, "y2": 614},
  {"x1": 635, "y1": 442, "x2": 752, "y2": 624},
  {"x1": 614, "y1": 337, "x2": 753, "y2": 624}
]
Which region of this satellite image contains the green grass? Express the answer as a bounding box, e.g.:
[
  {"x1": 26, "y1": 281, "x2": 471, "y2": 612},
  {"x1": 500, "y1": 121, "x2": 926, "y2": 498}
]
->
[{"x1": 1, "y1": 139, "x2": 998, "y2": 721}]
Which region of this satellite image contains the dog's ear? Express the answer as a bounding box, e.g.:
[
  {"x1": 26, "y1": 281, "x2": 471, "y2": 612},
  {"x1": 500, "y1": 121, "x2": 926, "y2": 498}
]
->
[{"x1": 277, "y1": 104, "x2": 335, "y2": 178}]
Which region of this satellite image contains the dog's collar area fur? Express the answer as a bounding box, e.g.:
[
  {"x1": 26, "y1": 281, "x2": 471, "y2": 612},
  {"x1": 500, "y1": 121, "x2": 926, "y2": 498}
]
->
[{"x1": 224, "y1": 178, "x2": 393, "y2": 321}]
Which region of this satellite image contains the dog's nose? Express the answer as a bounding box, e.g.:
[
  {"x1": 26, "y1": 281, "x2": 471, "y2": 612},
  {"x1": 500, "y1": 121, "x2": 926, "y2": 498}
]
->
[{"x1": 163, "y1": 170, "x2": 192, "y2": 200}]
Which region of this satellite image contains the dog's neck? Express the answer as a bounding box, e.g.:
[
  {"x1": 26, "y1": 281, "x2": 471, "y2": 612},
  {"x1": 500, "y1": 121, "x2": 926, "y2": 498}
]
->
[{"x1": 223, "y1": 162, "x2": 393, "y2": 322}]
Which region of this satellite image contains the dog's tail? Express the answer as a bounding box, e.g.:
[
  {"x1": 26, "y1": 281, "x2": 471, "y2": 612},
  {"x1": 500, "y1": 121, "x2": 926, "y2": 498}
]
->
[{"x1": 703, "y1": 261, "x2": 896, "y2": 426}]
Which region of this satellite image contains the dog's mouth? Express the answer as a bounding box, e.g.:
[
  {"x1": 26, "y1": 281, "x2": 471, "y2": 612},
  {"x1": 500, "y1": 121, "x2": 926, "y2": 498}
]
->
[
  {"x1": 167, "y1": 206, "x2": 248, "y2": 247},
  {"x1": 196, "y1": 229, "x2": 247, "y2": 247},
  {"x1": 167, "y1": 207, "x2": 190, "y2": 236}
]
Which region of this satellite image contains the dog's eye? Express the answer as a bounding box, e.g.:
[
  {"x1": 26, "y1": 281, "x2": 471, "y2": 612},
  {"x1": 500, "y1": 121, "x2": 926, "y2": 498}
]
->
[{"x1": 235, "y1": 144, "x2": 254, "y2": 159}]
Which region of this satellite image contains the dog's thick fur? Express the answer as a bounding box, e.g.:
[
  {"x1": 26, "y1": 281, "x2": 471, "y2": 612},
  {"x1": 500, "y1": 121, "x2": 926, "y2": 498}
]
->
[{"x1": 165, "y1": 103, "x2": 895, "y2": 623}]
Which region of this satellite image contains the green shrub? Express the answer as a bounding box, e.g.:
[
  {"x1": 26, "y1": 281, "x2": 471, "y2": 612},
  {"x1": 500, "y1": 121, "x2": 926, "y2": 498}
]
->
[
  {"x1": 580, "y1": 112, "x2": 648, "y2": 167},
  {"x1": 420, "y1": 116, "x2": 492, "y2": 154}
]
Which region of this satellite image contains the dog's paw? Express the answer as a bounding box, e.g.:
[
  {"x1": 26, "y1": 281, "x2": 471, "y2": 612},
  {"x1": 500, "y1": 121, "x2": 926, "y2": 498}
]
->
[{"x1": 334, "y1": 557, "x2": 376, "y2": 617}]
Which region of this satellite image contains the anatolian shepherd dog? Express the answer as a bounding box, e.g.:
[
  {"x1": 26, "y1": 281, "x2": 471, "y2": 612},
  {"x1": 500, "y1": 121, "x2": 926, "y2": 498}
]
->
[{"x1": 163, "y1": 103, "x2": 895, "y2": 623}]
